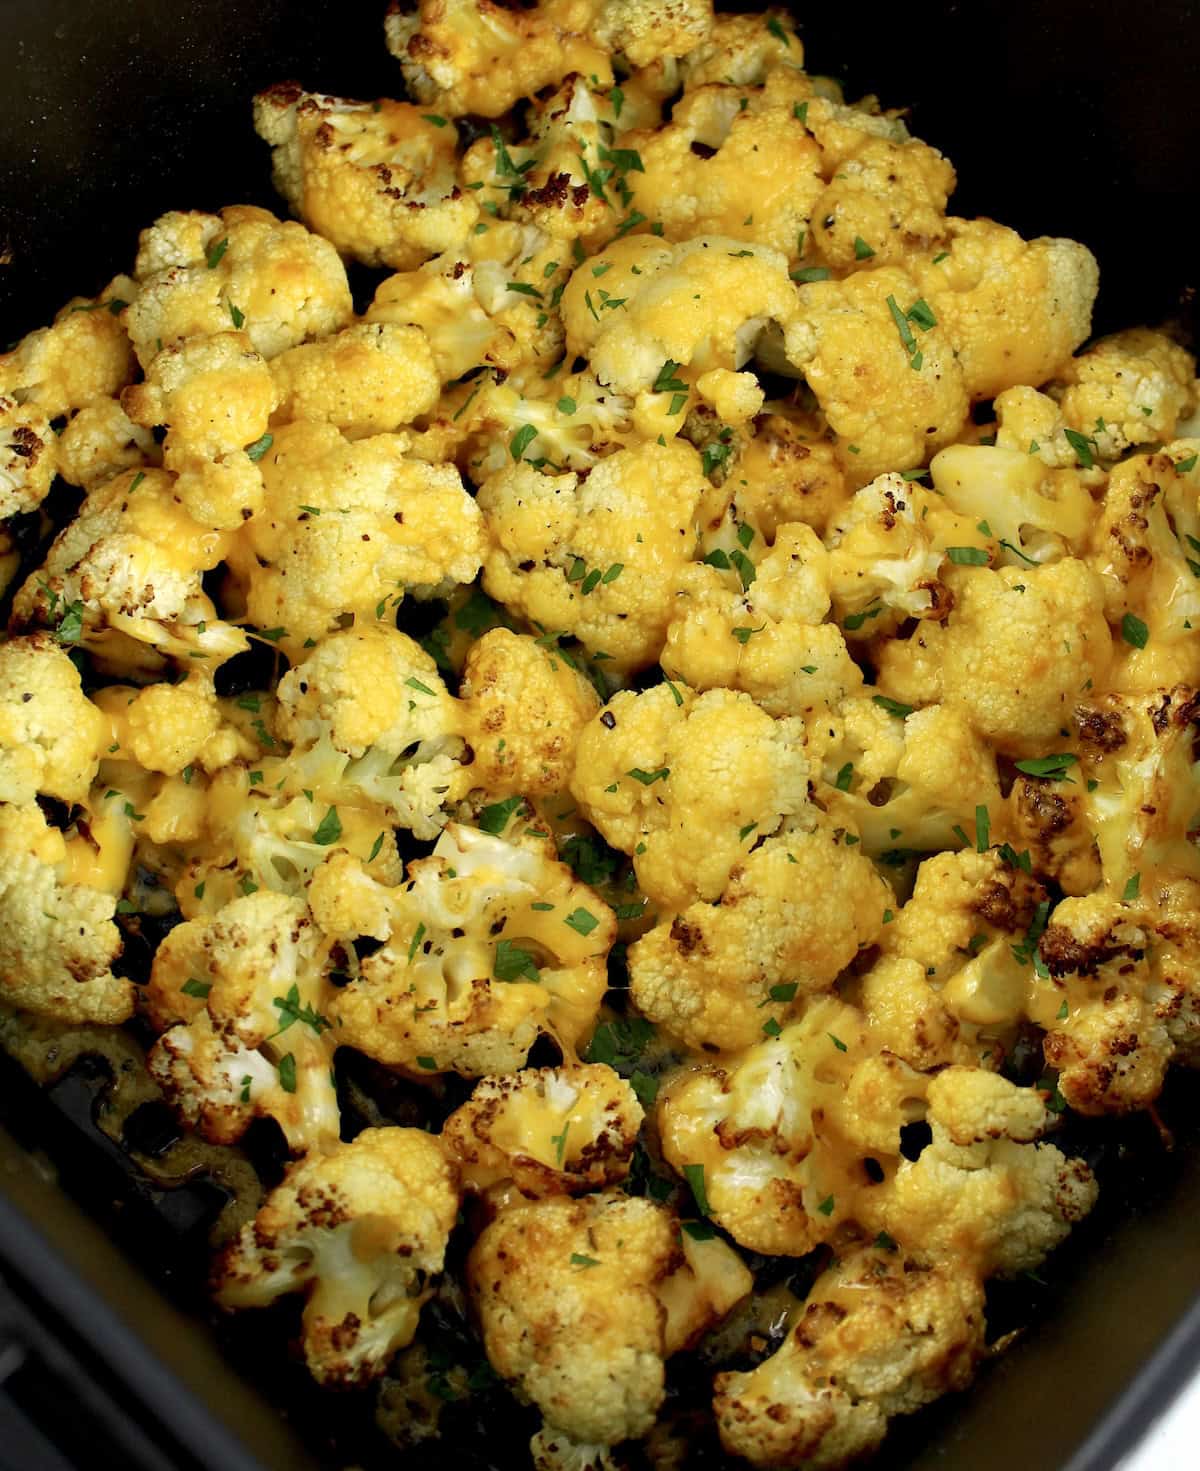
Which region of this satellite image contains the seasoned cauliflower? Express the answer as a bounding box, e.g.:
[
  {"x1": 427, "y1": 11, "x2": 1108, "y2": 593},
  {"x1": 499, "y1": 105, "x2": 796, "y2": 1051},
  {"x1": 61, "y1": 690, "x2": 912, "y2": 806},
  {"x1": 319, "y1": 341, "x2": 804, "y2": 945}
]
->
[
  {"x1": 0, "y1": 395, "x2": 56, "y2": 518},
  {"x1": 443, "y1": 1062, "x2": 642, "y2": 1195},
  {"x1": 0, "y1": 634, "x2": 106, "y2": 805},
  {"x1": 629, "y1": 814, "x2": 889, "y2": 1051},
  {"x1": 253, "y1": 83, "x2": 477, "y2": 269},
  {"x1": 459, "y1": 628, "x2": 600, "y2": 800},
  {"x1": 214, "y1": 1126, "x2": 459, "y2": 1385},
  {"x1": 146, "y1": 890, "x2": 340, "y2": 1152},
  {"x1": 1053, "y1": 328, "x2": 1195, "y2": 459},
  {"x1": 725, "y1": 408, "x2": 850, "y2": 539},
  {"x1": 468, "y1": 1191, "x2": 677, "y2": 1445},
  {"x1": 10, "y1": 466, "x2": 248, "y2": 670},
  {"x1": 125, "y1": 205, "x2": 352, "y2": 367},
  {"x1": 477, "y1": 440, "x2": 705, "y2": 672},
  {"x1": 226, "y1": 420, "x2": 485, "y2": 657},
  {"x1": 570, "y1": 683, "x2": 809, "y2": 910},
  {"x1": 269, "y1": 322, "x2": 440, "y2": 438},
  {"x1": 54, "y1": 398, "x2": 160, "y2": 492},
  {"x1": 563, "y1": 234, "x2": 798, "y2": 394},
  {"x1": 325, "y1": 823, "x2": 615, "y2": 1075},
  {"x1": 714, "y1": 1246, "x2": 985, "y2": 1470},
  {"x1": 783, "y1": 267, "x2": 969, "y2": 484},
  {"x1": 911, "y1": 219, "x2": 1098, "y2": 400},
  {"x1": 0, "y1": 278, "x2": 137, "y2": 419},
  {"x1": 0, "y1": 801, "x2": 132, "y2": 1025},
  {"x1": 877, "y1": 1067, "x2": 1098, "y2": 1273}
]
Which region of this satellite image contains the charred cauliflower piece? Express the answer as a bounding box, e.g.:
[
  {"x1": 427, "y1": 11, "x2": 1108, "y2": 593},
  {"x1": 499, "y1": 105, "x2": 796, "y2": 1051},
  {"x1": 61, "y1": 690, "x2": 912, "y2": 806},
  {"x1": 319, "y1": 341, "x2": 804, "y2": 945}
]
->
[{"x1": 214, "y1": 1126, "x2": 459, "y2": 1385}]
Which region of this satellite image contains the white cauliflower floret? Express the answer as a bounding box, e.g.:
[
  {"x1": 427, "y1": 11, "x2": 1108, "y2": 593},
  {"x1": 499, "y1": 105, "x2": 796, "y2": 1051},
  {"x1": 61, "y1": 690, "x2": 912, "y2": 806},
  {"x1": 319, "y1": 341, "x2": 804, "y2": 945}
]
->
[
  {"x1": 214, "y1": 1127, "x2": 459, "y2": 1385},
  {"x1": 226, "y1": 420, "x2": 485, "y2": 657},
  {"x1": 0, "y1": 395, "x2": 56, "y2": 518},
  {"x1": 714, "y1": 1246, "x2": 986, "y2": 1470},
  {"x1": 0, "y1": 278, "x2": 137, "y2": 419},
  {"x1": 563, "y1": 234, "x2": 798, "y2": 394},
  {"x1": 930, "y1": 442, "x2": 1095, "y2": 567},
  {"x1": 145, "y1": 892, "x2": 339, "y2": 1152},
  {"x1": 0, "y1": 634, "x2": 106, "y2": 805},
  {"x1": 121, "y1": 330, "x2": 278, "y2": 529},
  {"x1": 10, "y1": 466, "x2": 248, "y2": 671},
  {"x1": 1074, "y1": 684, "x2": 1200, "y2": 892},
  {"x1": 253, "y1": 84, "x2": 477, "y2": 269},
  {"x1": 1053, "y1": 328, "x2": 1195, "y2": 458},
  {"x1": 477, "y1": 440, "x2": 705, "y2": 673},
  {"x1": 812, "y1": 698, "x2": 1002, "y2": 860},
  {"x1": 54, "y1": 398, "x2": 160, "y2": 492},
  {"x1": 458, "y1": 627, "x2": 600, "y2": 800},
  {"x1": 1090, "y1": 448, "x2": 1200, "y2": 691},
  {"x1": 0, "y1": 801, "x2": 133, "y2": 1024},
  {"x1": 675, "y1": 10, "x2": 804, "y2": 88},
  {"x1": 274, "y1": 625, "x2": 470, "y2": 839},
  {"x1": 824, "y1": 473, "x2": 950, "y2": 633},
  {"x1": 910, "y1": 219, "x2": 1098, "y2": 400},
  {"x1": 325, "y1": 824, "x2": 615, "y2": 1076},
  {"x1": 725, "y1": 408, "x2": 851, "y2": 539},
  {"x1": 468, "y1": 1191, "x2": 677, "y2": 1445},
  {"x1": 569, "y1": 684, "x2": 809, "y2": 910},
  {"x1": 783, "y1": 267, "x2": 969, "y2": 485},
  {"x1": 125, "y1": 205, "x2": 352, "y2": 367},
  {"x1": 878, "y1": 1067, "x2": 1098, "y2": 1274},
  {"x1": 628, "y1": 814, "x2": 889, "y2": 1051},
  {"x1": 656, "y1": 996, "x2": 875, "y2": 1256},
  {"x1": 269, "y1": 322, "x2": 440, "y2": 438},
  {"x1": 442, "y1": 1063, "x2": 642, "y2": 1195},
  {"x1": 591, "y1": 0, "x2": 712, "y2": 67}
]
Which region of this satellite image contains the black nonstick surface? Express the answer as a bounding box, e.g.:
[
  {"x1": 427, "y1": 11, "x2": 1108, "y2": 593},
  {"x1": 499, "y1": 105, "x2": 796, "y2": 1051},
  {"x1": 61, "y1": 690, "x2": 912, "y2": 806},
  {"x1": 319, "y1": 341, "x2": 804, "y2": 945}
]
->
[{"x1": 1, "y1": 4, "x2": 1199, "y2": 1470}]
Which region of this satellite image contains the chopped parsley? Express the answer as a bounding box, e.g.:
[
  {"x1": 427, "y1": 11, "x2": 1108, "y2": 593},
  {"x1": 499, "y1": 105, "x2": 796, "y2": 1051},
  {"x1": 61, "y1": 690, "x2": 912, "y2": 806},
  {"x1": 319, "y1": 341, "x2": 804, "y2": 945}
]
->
[
  {"x1": 205, "y1": 237, "x2": 228, "y2": 270},
  {"x1": 312, "y1": 807, "x2": 342, "y2": 845},
  {"x1": 946, "y1": 545, "x2": 989, "y2": 566},
  {"x1": 244, "y1": 432, "x2": 273, "y2": 462},
  {"x1": 181, "y1": 978, "x2": 211, "y2": 1000},
  {"x1": 853, "y1": 236, "x2": 876, "y2": 260},
  {"x1": 975, "y1": 804, "x2": 990, "y2": 852},
  {"x1": 1121, "y1": 611, "x2": 1149, "y2": 649},
  {"x1": 1063, "y1": 428, "x2": 1096, "y2": 469},
  {"x1": 790, "y1": 266, "x2": 831, "y2": 284},
  {"x1": 271, "y1": 983, "x2": 331, "y2": 1038},
  {"x1": 564, "y1": 907, "x2": 599, "y2": 937},
  {"x1": 510, "y1": 423, "x2": 538, "y2": 461},
  {"x1": 277, "y1": 1054, "x2": 297, "y2": 1093},
  {"x1": 627, "y1": 766, "x2": 670, "y2": 785},
  {"x1": 493, "y1": 939, "x2": 540, "y2": 983},
  {"x1": 1122, "y1": 872, "x2": 1141, "y2": 901},
  {"x1": 872, "y1": 694, "x2": 914, "y2": 718},
  {"x1": 1014, "y1": 753, "x2": 1078, "y2": 781},
  {"x1": 683, "y1": 1164, "x2": 711, "y2": 1216}
]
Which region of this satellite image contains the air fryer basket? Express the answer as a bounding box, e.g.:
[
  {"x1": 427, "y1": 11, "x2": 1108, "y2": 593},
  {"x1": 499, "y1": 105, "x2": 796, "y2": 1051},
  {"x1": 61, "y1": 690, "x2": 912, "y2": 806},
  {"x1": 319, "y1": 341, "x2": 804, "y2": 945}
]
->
[{"x1": 1, "y1": 3, "x2": 1199, "y2": 1468}]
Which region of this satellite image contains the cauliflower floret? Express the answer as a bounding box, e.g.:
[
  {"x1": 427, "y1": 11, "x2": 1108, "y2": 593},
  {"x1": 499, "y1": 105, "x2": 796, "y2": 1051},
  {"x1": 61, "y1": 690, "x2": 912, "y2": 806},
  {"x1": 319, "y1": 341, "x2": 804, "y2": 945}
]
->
[
  {"x1": 1090, "y1": 449, "x2": 1200, "y2": 691},
  {"x1": 726, "y1": 409, "x2": 850, "y2": 539},
  {"x1": 930, "y1": 443, "x2": 1095, "y2": 568},
  {"x1": 145, "y1": 891, "x2": 339, "y2": 1152},
  {"x1": 54, "y1": 398, "x2": 160, "y2": 491},
  {"x1": 0, "y1": 278, "x2": 137, "y2": 419},
  {"x1": 1005, "y1": 768, "x2": 1102, "y2": 896},
  {"x1": 385, "y1": 0, "x2": 613, "y2": 119},
  {"x1": 10, "y1": 466, "x2": 248, "y2": 670},
  {"x1": 714, "y1": 1246, "x2": 985, "y2": 1470},
  {"x1": 459, "y1": 628, "x2": 600, "y2": 800},
  {"x1": 783, "y1": 267, "x2": 969, "y2": 484},
  {"x1": 366, "y1": 253, "x2": 523, "y2": 383},
  {"x1": 1037, "y1": 894, "x2": 1176, "y2": 1114},
  {"x1": 878, "y1": 1066, "x2": 1098, "y2": 1273},
  {"x1": 477, "y1": 440, "x2": 705, "y2": 673},
  {"x1": 121, "y1": 331, "x2": 278, "y2": 529},
  {"x1": 125, "y1": 205, "x2": 352, "y2": 367},
  {"x1": 214, "y1": 1126, "x2": 459, "y2": 1385},
  {"x1": 910, "y1": 219, "x2": 1099, "y2": 400},
  {"x1": 570, "y1": 684, "x2": 809, "y2": 910},
  {"x1": 1074, "y1": 684, "x2": 1200, "y2": 892},
  {"x1": 663, "y1": 531, "x2": 863, "y2": 718},
  {"x1": 675, "y1": 9, "x2": 803, "y2": 88},
  {"x1": 0, "y1": 801, "x2": 132, "y2": 1024},
  {"x1": 824, "y1": 473, "x2": 951, "y2": 632},
  {"x1": 443, "y1": 1063, "x2": 642, "y2": 1195},
  {"x1": 1053, "y1": 328, "x2": 1196, "y2": 458},
  {"x1": 269, "y1": 322, "x2": 440, "y2": 438},
  {"x1": 1141, "y1": 874, "x2": 1200, "y2": 1066},
  {"x1": 893, "y1": 558, "x2": 1113, "y2": 754},
  {"x1": 993, "y1": 384, "x2": 1090, "y2": 470},
  {"x1": 0, "y1": 634, "x2": 106, "y2": 805},
  {"x1": 226, "y1": 420, "x2": 485, "y2": 657},
  {"x1": 629, "y1": 814, "x2": 889, "y2": 1051},
  {"x1": 118, "y1": 676, "x2": 223, "y2": 776},
  {"x1": 468, "y1": 1191, "x2": 677, "y2": 1444},
  {"x1": 253, "y1": 84, "x2": 477, "y2": 269},
  {"x1": 591, "y1": 0, "x2": 712, "y2": 66},
  {"x1": 563, "y1": 234, "x2": 798, "y2": 394},
  {"x1": 811, "y1": 135, "x2": 955, "y2": 272},
  {"x1": 813, "y1": 700, "x2": 1002, "y2": 861},
  {"x1": 273, "y1": 625, "x2": 471, "y2": 838},
  {"x1": 621, "y1": 84, "x2": 824, "y2": 258},
  {"x1": 0, "y1": 395, "x2": 55, "y2": 518},
  {"x1": 326, "y1": 824, "x2": 615, "y2": 1075},
  {"x1": 657, "y1": 996, "x2": 873, "y2": 1255},
  {"x1": 857, "y1": 954, "x2": 972, "y2": 1073}
]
